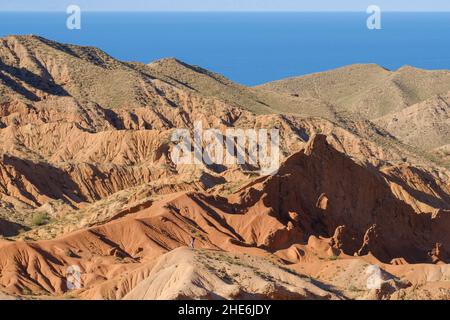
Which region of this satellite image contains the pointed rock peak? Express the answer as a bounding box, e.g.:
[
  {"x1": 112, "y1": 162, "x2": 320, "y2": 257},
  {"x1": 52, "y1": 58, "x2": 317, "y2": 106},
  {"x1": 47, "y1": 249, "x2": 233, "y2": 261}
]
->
[
  {"x1": 303, "y1": 134, "x2": 330, "y2": 156},
  {"x1": 278, "y1": 133, "x2": 337, "y2": 172}
]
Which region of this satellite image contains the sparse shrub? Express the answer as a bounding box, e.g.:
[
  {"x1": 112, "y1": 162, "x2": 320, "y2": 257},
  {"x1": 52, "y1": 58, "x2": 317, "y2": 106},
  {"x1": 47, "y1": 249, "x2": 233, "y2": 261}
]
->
[
  {"x1": 348, "y1": 285, "x2": 361, "y2": 292},
  {"x1": 31, "y1": 212, "x2": 50, "y2": 226},
  {"x1": 21, "y1": 288, "x2": 33, "y2": 296}
]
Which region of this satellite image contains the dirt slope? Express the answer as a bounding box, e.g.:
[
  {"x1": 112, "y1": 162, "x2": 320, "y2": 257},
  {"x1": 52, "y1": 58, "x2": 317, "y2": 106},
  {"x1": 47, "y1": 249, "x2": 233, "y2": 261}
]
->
[
  {"x1": 0, "y1": 35, "x2": 450, "y2": 300},
  {"x1": 122, "y1": 247, "x2": 340, "y2": 300},
  {"x1": 375, "y1": 92, "x2": 450, "y2": 152},
  {"x1": 0, "y1": 135, "x2": 449, "y2": 300},
  {"x1": 257, "y1": 64, "x2": 450, "y2": 119}
]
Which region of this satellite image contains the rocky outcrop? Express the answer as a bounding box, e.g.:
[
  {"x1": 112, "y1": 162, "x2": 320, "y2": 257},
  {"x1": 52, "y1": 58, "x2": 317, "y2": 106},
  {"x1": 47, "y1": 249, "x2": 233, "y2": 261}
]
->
[
  {"x1": 232, "y1": 135, "x2": 450, "y2": 263},
  {"x1": 1, "y1": 35, "x2": 450, "y2": 300},
  {"x1": 0, "y1": 134, "x2": 449, "y2": 299}
]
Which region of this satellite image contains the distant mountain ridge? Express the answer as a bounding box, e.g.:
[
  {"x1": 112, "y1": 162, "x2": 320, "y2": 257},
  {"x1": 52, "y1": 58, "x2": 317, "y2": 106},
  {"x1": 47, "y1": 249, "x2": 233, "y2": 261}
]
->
[
  {"x1": 257, "y1": 63, "x2": 450, "y2": 119},
  {"x1": 257, "y1": 64, "x2": 450, "y2": 166}
]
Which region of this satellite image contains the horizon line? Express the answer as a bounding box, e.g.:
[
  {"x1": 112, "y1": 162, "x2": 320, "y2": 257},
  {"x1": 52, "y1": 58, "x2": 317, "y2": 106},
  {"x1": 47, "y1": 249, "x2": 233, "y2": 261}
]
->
[{"x1": 2, "y1": 10, "x2": 450, "y2": 13}]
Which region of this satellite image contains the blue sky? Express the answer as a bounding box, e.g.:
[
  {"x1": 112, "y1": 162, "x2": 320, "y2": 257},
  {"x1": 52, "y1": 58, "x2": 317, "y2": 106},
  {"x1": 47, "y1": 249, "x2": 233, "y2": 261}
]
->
[{"x1": 2, "y1": 0, "x2": 450, "y2": 12}]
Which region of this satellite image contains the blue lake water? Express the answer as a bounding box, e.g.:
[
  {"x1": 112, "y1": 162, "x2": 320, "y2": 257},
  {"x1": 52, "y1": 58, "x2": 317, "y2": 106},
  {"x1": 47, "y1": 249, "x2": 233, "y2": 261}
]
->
[{"x1": 1, "y1": 12, "x2": 450, "y2": 85}]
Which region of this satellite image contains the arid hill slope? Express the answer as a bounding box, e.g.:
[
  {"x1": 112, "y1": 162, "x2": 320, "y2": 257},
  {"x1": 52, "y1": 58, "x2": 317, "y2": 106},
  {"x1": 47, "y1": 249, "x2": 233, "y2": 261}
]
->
[
  {"x1": 2, "y1": 35, "x2": 446, "y2": 232},
  {"x1": 375, "y1": 92, "x2": 450, "y2": 152},
  {"x1": 258, "y1": 64, "x2": 450, "y2": 167},
  {"x1": 0, "y1": 135, "x2": 449, "y2": 300},
  {"x1": 257, "y1": 64, "x2": 450, "y2": 119},
  {"x1": 0, "y1": 35, "x2": 450, "y2": 300}
]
